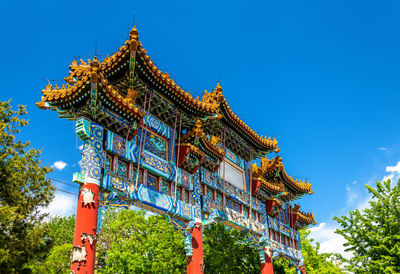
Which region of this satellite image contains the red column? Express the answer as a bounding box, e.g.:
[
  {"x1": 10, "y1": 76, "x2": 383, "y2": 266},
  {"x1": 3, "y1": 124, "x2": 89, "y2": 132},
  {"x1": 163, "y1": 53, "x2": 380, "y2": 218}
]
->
[
  {"x1": 260, "y1": 253, "x2": 274, "y2": 274},
  {"x1": 70, "y1": 183, "x2": 99, "y2": 274},
  {"x1": 187, "y1": 223, "x2": 204, "y2": 274}
]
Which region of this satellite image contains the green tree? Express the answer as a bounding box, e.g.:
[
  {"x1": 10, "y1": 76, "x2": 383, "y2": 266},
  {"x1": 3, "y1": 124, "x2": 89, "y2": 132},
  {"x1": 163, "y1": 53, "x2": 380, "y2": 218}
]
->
[
  {"x1": 28, "y1": 215, "x2": 75, "y2": 273},
  {"x1": 298, "y1": 229, "x2": 343, "y2": 273},
  {"x1": 335, "y1": 179, "x2": 400, "y2": 273},
  {"x1": 0, "y1": 100, "x2": 54, "y2": 272},
  {"x1": 96, "y1": 208, "x2": 186, "y2": 273},
  {"x1": 203, "y1": 223, "x2": 260, "y2": 274},
  {"x1": 273, "y1": 230, "x2": 343, "y2": 274}
]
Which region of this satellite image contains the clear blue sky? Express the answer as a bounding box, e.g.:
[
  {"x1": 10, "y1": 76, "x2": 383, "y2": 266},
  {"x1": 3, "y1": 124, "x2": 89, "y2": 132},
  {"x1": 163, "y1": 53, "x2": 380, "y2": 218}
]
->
[{"x1": 2, "y1": 0, "x2": 400, "y2": 251}]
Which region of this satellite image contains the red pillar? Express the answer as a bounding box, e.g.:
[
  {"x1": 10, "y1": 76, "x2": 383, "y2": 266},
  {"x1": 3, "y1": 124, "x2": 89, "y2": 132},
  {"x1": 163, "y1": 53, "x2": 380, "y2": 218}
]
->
[
  {"x1": 70, "y1": 182, "x2": 99, "y2": 274},
  {"x1": 187, "y1": 223, "x2": 204, "y2": 274},
  {"x1": 260, "y1": 253, "x2": 274, "y2": 274}
]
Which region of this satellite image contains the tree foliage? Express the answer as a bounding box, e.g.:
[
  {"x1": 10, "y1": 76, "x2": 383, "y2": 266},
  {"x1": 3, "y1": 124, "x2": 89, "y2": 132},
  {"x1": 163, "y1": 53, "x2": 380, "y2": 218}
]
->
[
  {"x1": 28, "y1": 215, "x2": 75, "y2": 273},
  {"x1": 0, "y1": 100, "x2": 54, "y2": 272},
  {"x1": 335, "y1": 179, "x2": 400, "y2": 273},
  {"x1": 203, "y1": 223, "x2": 260, "y2": 273},
  {"x1": 36, "y1": 210, "x2": 346, "y2": 273},
  {"x1": 297, "y1": 230, "x2": 343, "y2": 273},
  {"x1": 96, "y1": 209, "x2": 186, "y2": 273},
  {"x1": 273, "y1": 229, "x2": 343, "y2": 274}
]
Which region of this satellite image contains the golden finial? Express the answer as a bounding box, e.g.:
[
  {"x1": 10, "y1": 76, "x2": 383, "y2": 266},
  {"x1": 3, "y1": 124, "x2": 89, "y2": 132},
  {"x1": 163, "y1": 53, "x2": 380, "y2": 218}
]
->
[
  {"x1": 90, "y1": 56, "x2": 100, "y2": 69},
  {"x1": 130, "y1": 25, "x2": 139, "y2": 40},
  {"x1": 215, "y1": 82, "x2": 223, "y2": 92}
]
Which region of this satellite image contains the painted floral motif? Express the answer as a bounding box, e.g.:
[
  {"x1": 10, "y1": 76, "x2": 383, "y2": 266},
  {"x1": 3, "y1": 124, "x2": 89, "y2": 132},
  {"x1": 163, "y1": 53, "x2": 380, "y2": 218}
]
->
[
  {"x1": 206, "y1": 188, "x2": 214, "y2": 200},
  {"x1": 226, "y1": 198, "x2": 241, "y2": 213},
  {"x1": 131, "y1": 168, "x2": 142, "y2": 183},
  {"x1": 161, "y1": 180, "x2": 169, "y2": 195},
  {"x1": 105, "y1": 155, "x2": 112, "y2": 173},
  {"x1": 139, "y1": 129, "x2": 167, "y2": 159},
  {"x1": 147, "y1": 174, "x2": 158, "y2": 191},
  {"x1": 113, "y1": 135, "x2": 126, "y2": 155},
  {"x1": 143, "y1": 152, "x2": 169, "y2": 173},
  {"x1": 181, "y1": 170, "x2": 191, "y2": 186},
  {"x1": 117, "y1": 160, "x2": 128, "y2": 178},
  {"x1": 216, "y1": 192, "x2": 223, "y2": 205}
]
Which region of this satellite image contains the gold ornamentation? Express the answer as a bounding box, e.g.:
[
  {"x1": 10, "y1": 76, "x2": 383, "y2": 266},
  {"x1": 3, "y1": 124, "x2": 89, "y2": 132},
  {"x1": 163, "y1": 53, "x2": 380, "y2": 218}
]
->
[
  {"x1": 210, "y1": 135, "x2": 221, "y2": 147},
  {"x1": 125, "y1": 88, "x2": 138, "y2": 102}
]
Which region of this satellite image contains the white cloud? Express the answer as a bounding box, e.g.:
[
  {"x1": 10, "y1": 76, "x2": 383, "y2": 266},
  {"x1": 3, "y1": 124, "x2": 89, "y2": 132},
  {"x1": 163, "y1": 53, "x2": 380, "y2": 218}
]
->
[
  {"x1": 377, "y1": 147, "x2": 387, "y2": 151},
  {"x1": 42, "y1": 192, "x2": 76, "y2": 217},
  {"x1": 309, "y1": 222, "x2": 326, "y2": 233},
  {"x1": 386, "y1": 161, "x2": 400, "y2": 174},
  {"x1": 382, "y1": 173, "x2": 394, "y2": 183},
  {"x1": 53, "y1": 161, "x2": 68, "y2": 170},
  {"x1": 309, "y1": 222, "x2": 353, "y2": 259},
  {"x1": 79, "y1": 145, "x2": 84, "y2": 151}
]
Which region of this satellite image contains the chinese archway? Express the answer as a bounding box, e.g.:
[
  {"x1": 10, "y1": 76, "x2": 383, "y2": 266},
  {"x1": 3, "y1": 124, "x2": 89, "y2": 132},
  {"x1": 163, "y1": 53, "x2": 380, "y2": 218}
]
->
[{"x1": 37, "y1": 25, "x2": 315, "y2": 274}]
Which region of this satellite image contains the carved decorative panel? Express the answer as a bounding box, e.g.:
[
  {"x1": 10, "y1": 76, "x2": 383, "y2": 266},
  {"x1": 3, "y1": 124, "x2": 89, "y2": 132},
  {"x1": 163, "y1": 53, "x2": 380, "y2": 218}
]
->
[{"x1": 141, "y1": 129, "x2": 168, "y2": 160}]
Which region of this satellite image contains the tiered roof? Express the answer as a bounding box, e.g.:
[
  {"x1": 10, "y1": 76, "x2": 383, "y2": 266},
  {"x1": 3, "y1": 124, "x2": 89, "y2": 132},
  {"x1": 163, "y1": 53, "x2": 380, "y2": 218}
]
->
[
  {"x1": 251, "y1": 156, "x2": 313, "y2": 198},
  {"x1": 37, "y1": 25, "x2": 279, "y2": 155}
]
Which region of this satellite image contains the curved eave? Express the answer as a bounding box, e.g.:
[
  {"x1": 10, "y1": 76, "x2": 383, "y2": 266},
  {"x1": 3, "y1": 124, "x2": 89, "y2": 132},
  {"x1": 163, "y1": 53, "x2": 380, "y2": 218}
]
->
[
  {"x1": 273, "y1": 198, "x2": 283, "y2": 208},
  {"x1": 101, "y1": 43, "x2": 130, "y2": 75},
  {"x1": 297, "y1": 211, "x2": 316, "y2": 225},
  {"x1": 136, "y1": 49, "x2": 218, "y2": 117},
  {"x1": 38, "y1": 73, "x2": 144, "y2": 121},
  {"x1": 42, "y1": 73, "x2": 90, "y2": 104},
  {"x1": 220, "y1": 101, "x2": 279, "y2": 152},
  {"x1": 280, "y1": 169, "x2": 313, "y2": 195},
  {"x1": 176, "y1": 143, "x2": 204, "y2": 158},
  {"x1": 199, "y1": 136, "x2": 224, "y2": 160},
  {"x1": 259, "y1": 178, "x2": 285, "y2": 195},
  {"x1": 98, "y1": 77, "x2": 144, "y2": 120}
]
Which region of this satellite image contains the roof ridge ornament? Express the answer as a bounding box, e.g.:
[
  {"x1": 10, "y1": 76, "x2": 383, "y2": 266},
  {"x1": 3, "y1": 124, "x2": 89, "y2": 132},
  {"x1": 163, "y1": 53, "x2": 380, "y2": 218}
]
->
[
  {"x1": 200, "y1": 83, "x2": 224, "y2": 111},
  {"x1": 129, "y1": 25, "x2": 139, "y2": 41}
]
